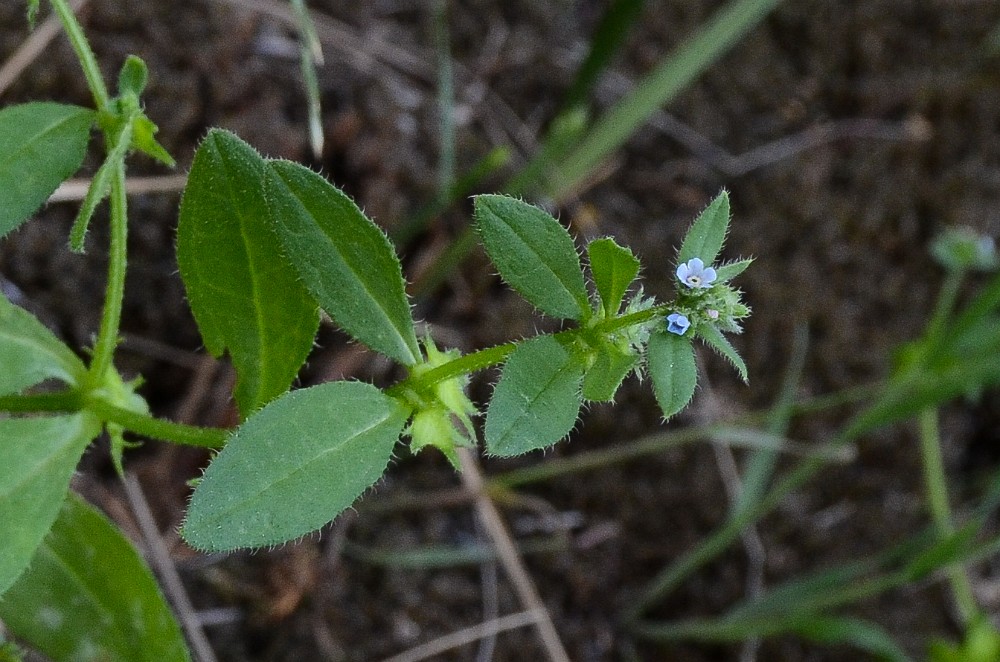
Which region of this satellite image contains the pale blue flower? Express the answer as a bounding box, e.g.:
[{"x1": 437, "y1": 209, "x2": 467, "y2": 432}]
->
[
  {"x1": 666, "y1": 313, "x2": 690, "y2": 335},
  {"x1": 677, "y1": 258, "x2": 717, "y2": 289}
]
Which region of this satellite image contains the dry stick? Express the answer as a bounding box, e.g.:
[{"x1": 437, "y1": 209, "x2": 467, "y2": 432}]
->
[
  {"x1": 49, "y1": 174, "x2": 188, "y2": 202},
  {"x1": 475, "y1": 515, "x2": 501, "y2": 662},
  {"x1": 122, "y1": 475, "x2": 219, "y2": 662},
  {"x1": 598, "y1": 72, "x2": 929, "y2": 177},
  {"x1": 457, "y1": 447, "x2": 571, "y2": 662},
  {"x1": 379, "y1": 610, "x2": 543, "y2": 662},
  {"x1": 698, "y1": 380, "x2": 765, "y2": 662},
  {"x1": 0, "y1": 0, "x2": 88, "y2": 96},
  {"x1": 712, "y1": 441, "x2": 765, "y2": 662}
]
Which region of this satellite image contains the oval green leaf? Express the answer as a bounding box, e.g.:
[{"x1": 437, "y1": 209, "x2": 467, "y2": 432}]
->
[
  {"x1": 485, "y1": 335, "x2": 584, "y2": 456},
  {"x1": 183, "y1": 381, "x2": 409, "y2": 551},
  {"x1": 677, "y1": 190, "x2": 730, "y2": 267},
  {"x1": 0, "y1": 493, "x2": 191, "y2": 661},
  {"x1": 266, "y1": 160, "x2": 420, "y2": 365},
  {"x1": 582, "y1": 341, "x2": 638, "y2": 402},
  {"x1": 647, "y1": 330, "x2": 697, "y2": 420},
  {"x1": 714, "y1": 257, "x2": 753, "y2": 283},
  {"x1": 178, "y1": 129, "x2": 319, "y2": 416},
  {"x1": 0, "y1": 102, "x2": 93, "y2": 238},
  {"x1": 0, "y1": 413, "x2": 100, "y2": 595},
  {"x1": 474, "y1": 195, "x2": 590, "y2": 321},
  {"x1": 0, "y1": 292, "x2": 87, "y2": 396},
  {"x1": 587, "y1": 237, "x2": 641, "y2": 317}
]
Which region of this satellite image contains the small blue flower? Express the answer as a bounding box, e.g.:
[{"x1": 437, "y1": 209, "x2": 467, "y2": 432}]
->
[
  {"x1": 666, "y1": 313, "x2": 690, "y2": 335},
  {"x1": 677, "y1": 258, "x2": 717, "y2": 289}
]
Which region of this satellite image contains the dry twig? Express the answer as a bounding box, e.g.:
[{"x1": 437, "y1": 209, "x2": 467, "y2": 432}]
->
[
  {"x1": 123, "y1": 474, "x2": 219, "y2": 662},
  {"x1": 379, "y1": 609, "x2": 544, "y2": 662},
  {"x1": 0, "y1": 0, "x2": 88, "y2": 96},
  {"x1": 457, "y1": 447, "x2": 571, "y2": 662}
]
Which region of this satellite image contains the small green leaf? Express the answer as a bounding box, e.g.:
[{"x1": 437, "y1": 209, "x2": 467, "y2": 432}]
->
[
  {"x1": 131, "y1": 115, "x2": 175, "y2": 167},
  {"x1": 696, "y1": 323, "x2": 748, "y2": 383},
  {"x1": 714, "y1": 257, "x2": 753, "y2": 283},
  {"x1": 647, "y1": 331, "x2": 697, "y2": 419},
  {"x1": 474, "y1": 195, "x2": 590, "y2": 320},
  {"x1": 266, "y1": 160, "x2": 420, "y2": 365},
  {"x1": 182, "y1": 381, "x2": 409, "y2": 551},
  {"x1": 0, "y1": 102, "x2": 93, "y2": 238},
  {"x1": 485, "y1": 335, "x2": 584, "y2": 456},
  {"x1": 677, "y1": 190, "x2": 730, "y2": 266},
  {"x1": 178, "y1": 130, "x2": 319, "y2": 416},
  {"x1": 117, "y1": 55, "x2": 148, "y2": 97},
  {"x1": 0, "y1": 493, "x2": 191, "y2": 661},
  {"x1": 0, "y1": 292, "x2": 86, "y2": 396},
  {"x1": 0, "y1": 414, "x2": 100, "y2": 595},
  {"x1": 588, "y1": 237, "x2": 641, "y2": 317},
  {"x1": 582, "y1": 341, "x2": 638, "y2": 401},
  {"x1": 69, "y1": 120, "x2": 132, "y2": 252}
]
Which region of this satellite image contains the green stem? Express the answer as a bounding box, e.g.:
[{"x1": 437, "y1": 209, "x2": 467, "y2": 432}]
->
[
  {"x1": 0, "y1": 390, "x2": 85, "y2": 412},
  {"x1": 49, "y1": 0, "x2": 110, "y2": 111},
  {"x1": 390, "y1": 303, "x2": 672, "y2": 398},
  {"x1": 0, "y1": 390, "x2": 228, "y2": 447},
  {"x1": 87, "y1": 160, "x2": 128, "y2": 385},
  {"x1": 922, "y1": 270, "x2": 964, "y2": 360},
  {"x1": 919, "y1": 407, "x2": 978, "y2": 623},
  {"x1": 290, "y1": 0, "x2": 324, "y2": 158},
  {"x1": 84, "y1": 397, "x2": 228, "y2": 448}
]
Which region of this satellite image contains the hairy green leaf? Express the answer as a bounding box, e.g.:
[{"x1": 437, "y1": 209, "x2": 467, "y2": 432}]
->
[
  {"x1": 117, "y1": 55, "x2": 149, "y2": 97},
  {"x1": 0, "y1": 292, "x2": 86, "y2": 396},
  {"x1": 183, "y1": 382, "x2": 409, "y2": 551},
  {"x1": 485, "y1": 335, "x2": 584, "y2": 456},
  {"x1": 69, "y1": 119, "x2": 131, "y2": 252},
  {"x1": 677, "y1": 190, "x2": 730, "y2": 267},
  {"x1": 0, "y1": 414, "x2": 99, "y2": 595},
  {"x1": 714, "y1": 257, "x2": 753, "y2": 283},
  {"x1": 582, "y1": 341, "x2": 638, "y2": 401},
  {"x1": 0, "y1": 102, "x2": 93, "y2": 238},
  {"x1": 588, "y1": 237, "x2": 640, "y2": 317},
  {"x1": 0, "y1": 493, "x2": 191, "y2": 661},
  {"x1": 474, "y1": 195, "x2": 590, "y2": 320},
  {"x1": 647, "y1": 331, "x2": 697, "y2": 419},
  {"x1": 266, "y1": 160, "x2": 420, "y2": 365},
  {"x1": 178, "y1": 130, "x2": 319, "y2": 416},
  {"x1": 696, "y1": 323, "x2": 748, "y2": 383}
]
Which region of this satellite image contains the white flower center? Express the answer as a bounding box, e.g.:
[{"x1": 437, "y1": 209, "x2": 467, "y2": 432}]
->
[{"x1": 687, "y1": 275, "x2": 702, "y2": 287}]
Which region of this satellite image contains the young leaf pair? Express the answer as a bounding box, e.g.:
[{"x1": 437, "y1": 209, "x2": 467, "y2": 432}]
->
[
  {"x1": 177, "y1": 129, "x2": 421, "y2": 551},
  {"x1": 473, "y1": 195, "x2": 645, "y2": 457},
  {"x1": 177, "y1": 129, "x2": 419, "y2": 419}
]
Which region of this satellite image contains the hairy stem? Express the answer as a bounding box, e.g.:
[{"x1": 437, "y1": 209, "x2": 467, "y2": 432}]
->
[
  {"x1": 87, "y1": 160, "x2": 128, "y2": 385},
  {"x1": 919, "y1": 407, "x2": 978, "y2": 623},
  {"x1": 393, "y1": 303, "x2": 672, "y2": 398},
  {"x1": 49, "y1": 0, "x2": 109, "y2": 110},
  {"x1": 0, "y1": 390, "x2": 228, "y2": 447}
]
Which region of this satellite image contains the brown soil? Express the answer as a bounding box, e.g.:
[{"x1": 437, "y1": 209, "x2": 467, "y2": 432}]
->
[{"x1": 3, "y1": 0, "x2": 1000, "y2": 660}]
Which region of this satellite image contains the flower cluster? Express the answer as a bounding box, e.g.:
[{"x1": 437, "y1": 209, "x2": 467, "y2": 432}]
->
[
  {"x1": 931, "y1": 227, "x2": 999, "y2": 273},
  {"x1": 665, "y1": 258, "x2": 750, "y2": 336}
]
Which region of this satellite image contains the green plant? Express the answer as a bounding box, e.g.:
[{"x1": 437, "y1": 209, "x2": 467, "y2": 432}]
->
[
  {"x1": 621, "y1": 227, "x2": 1000, "y2": 659},
  {"x1": 0, "y1": 1, "x2": 753, "y2": 657}
]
